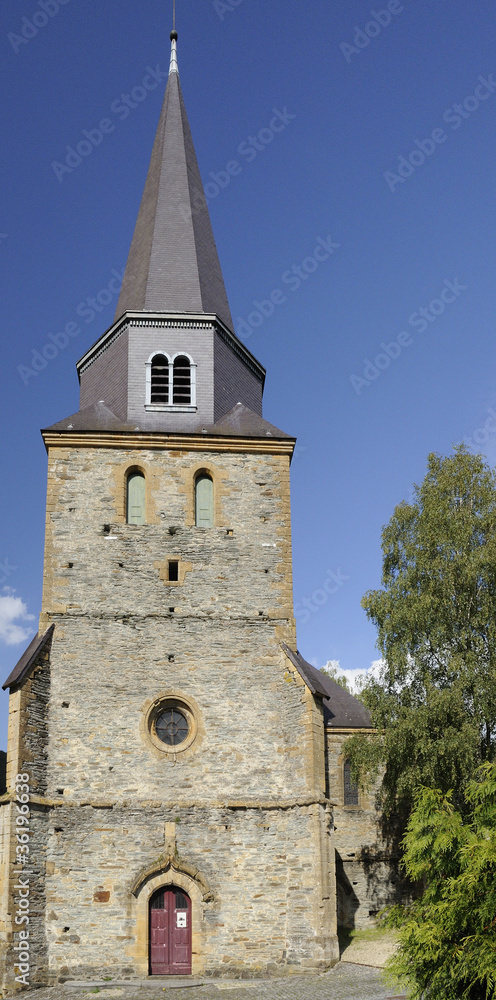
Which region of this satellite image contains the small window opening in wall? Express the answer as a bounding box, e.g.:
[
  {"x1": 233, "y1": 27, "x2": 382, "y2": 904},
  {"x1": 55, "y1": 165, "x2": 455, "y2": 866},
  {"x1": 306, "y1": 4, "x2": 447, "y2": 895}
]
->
[
  {"x1": 195, "y1": 474, "x2": 214, "y2": 527},
  {"x1": 103, "y1": 524, "x2": 111, "y2": 535},
  {"x1": 119, "y1": 562, "x2": 124, "y2": 568},
  {"x1": 343, "y1": 760, "x2": 359, "y2": 806},
  {"x1": 61, "y1": 702, "x2": 69, "y2": 708},
  {"x1": 63, "y1": 927, "x2": 70, "y2": 933},
  {"x1": 56, "y1": 789, "x2": 64, "y2": 795},
  {"x1": 168, "y1": 654, "x2": 175, "y2": 663},
  {"x1": 168, "y1": 560, "x2": 179, "y2": 582},
  {"x1": 54, "y1": 827, "x2": 63, "y2": 833},
  {"x1": 127, "y1": 470, "x2": 145, "y2": 525},
  {"x1": 226, "y1": 528, "x2": 233, "y2": 537},
  {"x1": 169, "y1": 607, "x2": 175, "y2": 613},
  {"x1": 67, "y1": 563, "x2": 73, "y2": 569}
]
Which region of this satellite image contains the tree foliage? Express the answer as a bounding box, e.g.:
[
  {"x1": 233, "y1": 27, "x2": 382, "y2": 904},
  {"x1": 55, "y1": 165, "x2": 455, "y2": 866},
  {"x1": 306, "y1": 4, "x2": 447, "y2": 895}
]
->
[
  {"x1": 384, "y1": 763, "x2": 496, "y2": 1000},
  {"x1": 346, "y1": 448, "x2": 496, "y2": 836},
  {"x1": 320, "y1": 662, "x2": 352, "y2": 692}
]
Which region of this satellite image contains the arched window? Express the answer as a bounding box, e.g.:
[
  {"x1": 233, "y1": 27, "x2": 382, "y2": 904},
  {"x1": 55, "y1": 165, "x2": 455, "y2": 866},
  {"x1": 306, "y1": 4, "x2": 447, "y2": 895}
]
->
[
  {"x1": 343, "y1": 760, "x2": 359, "y2": 806},
  {"x1": 195, "y1": 474, "x2": 214, "y2": 528},
  {"x1": 173, "y1": 355, "x2": 191, "y2": 405},
  {"x1": 151, "y1": 354, "x2": 170, "y2": 404},
  {"x1": 126, "y1": 470, "x2": 146, "y2": 525},
  {"x1": 145, "y1": 352, "x2": 196, "y2": 410}
]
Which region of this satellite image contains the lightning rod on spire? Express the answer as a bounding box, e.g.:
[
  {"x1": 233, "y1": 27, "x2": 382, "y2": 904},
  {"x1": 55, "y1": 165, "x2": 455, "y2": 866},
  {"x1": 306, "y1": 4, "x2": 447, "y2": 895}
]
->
[{"x1": 169, "y1": 0, "x2": 178, "y2": 74}]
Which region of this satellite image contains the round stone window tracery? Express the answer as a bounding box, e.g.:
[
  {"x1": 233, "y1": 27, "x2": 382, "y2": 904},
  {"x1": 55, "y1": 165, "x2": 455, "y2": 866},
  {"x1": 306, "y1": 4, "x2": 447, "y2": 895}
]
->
[
  {"x1": 147, "y1": 697, "x2": 197, "y2": 755},
  {"x1": 156, "y1": 707, "x2": 189, "y2": 746}
]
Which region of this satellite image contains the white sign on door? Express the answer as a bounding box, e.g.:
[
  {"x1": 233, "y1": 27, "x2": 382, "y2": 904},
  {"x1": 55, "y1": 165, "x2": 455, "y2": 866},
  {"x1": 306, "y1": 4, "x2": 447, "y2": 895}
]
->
[{"x1": 176, "y1": 913, "x2": 187, "y2": 928}]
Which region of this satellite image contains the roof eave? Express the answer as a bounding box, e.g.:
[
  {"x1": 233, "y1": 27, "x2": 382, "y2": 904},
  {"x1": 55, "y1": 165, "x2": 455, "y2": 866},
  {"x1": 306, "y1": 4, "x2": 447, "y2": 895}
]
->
[
  {"x1": 76, "y1": 311, "x2": 265, "y2": 387},
  {"x1": 281, "y1": 643, "x2": 329, "y2": 698},
  {"x1": 3, "y1": 624, "x2": 55, "y2": 690}
]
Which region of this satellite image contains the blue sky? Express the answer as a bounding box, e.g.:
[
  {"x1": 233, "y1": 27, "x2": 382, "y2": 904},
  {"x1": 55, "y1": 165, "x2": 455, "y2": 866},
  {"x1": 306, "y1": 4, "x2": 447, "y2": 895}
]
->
[{"x1": 1, "y1": 0, "x2": 495, "y2": 742}]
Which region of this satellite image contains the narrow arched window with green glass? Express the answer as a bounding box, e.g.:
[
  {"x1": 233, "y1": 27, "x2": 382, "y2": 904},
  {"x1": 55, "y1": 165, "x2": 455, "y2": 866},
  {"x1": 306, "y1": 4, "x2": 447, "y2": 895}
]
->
[
  {"x1": 343, "y1": 759, "x2": 359, "y2": 806},
  {"x1": 195, "y1": 474, "x2": 214, "y2": 527},
  {"x1": 127, "y1": 470, "x2": 146, "y2": 525}
]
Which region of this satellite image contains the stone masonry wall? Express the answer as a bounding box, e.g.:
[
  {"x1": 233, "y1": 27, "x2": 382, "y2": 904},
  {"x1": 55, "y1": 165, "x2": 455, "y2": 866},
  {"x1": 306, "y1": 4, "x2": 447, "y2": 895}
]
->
[
  {"x1": 23, "y1": 437, "x2": 338, "y2": 979},
  {"x1": 42, "y1": 802, "x2": 332, "y2": 980},
  {"x1": 44, "y1": 617, "x2": 311, "y2": 803},
  {"x1": 327, "y1": 730, "x2": 401, "y2": 929},
  {"x1": 41, "y1": 446, "x2": 294, "y2": 623},
  {"x1": 1, "y1": 652, "x2": 52, "y2": 992}
]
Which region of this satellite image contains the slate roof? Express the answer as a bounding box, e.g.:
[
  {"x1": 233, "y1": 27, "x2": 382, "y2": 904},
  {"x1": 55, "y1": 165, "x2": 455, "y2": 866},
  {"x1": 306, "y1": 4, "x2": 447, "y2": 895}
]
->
[
  {"x1": 3, "y1": 625, "x2": 55, "y2": 690},
  {"x1": 43, "y1": 402, "x2": 294, "y2": 441},
  {"x1": 114, "y1": 36, "x2": 234, "y2": 333},
  {"x1": 282, "y1": 644, "x2": 372, "y2": 729}
]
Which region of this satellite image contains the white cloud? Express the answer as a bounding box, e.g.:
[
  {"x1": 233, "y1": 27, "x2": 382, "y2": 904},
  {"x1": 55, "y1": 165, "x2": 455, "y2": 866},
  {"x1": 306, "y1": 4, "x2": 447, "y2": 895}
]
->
[
  {"x1": 369, "y1": 658, "x2": 385, "y2": 680},
  {"x1": 0, "y1": 591, "x2": 35, "y2": 646},
  {"x1": 320, "y1": 658, "x2": 385, "y2": 693}
]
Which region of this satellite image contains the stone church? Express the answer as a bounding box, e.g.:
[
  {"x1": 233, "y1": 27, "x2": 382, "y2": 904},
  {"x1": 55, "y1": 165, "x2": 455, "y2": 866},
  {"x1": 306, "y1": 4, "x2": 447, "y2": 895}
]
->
[{"x1": 0, "y1": 30, "x2": 394, "y2": 989}]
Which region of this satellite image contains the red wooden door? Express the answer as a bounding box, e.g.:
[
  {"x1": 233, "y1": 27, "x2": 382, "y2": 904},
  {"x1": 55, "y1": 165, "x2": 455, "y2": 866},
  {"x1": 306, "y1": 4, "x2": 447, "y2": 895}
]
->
[{"x1": 149, "y1": 886, "x2": 192, "y2": 975}]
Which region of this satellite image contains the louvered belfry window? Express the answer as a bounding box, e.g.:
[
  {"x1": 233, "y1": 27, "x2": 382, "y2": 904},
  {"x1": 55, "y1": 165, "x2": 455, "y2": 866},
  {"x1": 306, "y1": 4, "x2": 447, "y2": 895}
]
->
[
  {"x1": 150, "y1": 354, "x2": 169, "y2": 404},
  {"x1": 173, "y1": 355, "x2": 191, "y2": 405}
]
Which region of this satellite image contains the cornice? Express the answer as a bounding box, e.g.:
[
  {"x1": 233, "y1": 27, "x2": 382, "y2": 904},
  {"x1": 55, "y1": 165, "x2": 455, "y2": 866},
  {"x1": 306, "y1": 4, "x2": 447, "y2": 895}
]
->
[
  {"x1": 76, "y1": 311, "x2": 265, "y2": 385},
  {"x1": 41, "y1": 430, "x2": 295, "y2": 457},
  {"x1": 326, "y1": 727, "x2": 378, "y2": 735},
  {"x1": 0, "y1": 793, "x2": 328, "y2": 811}
]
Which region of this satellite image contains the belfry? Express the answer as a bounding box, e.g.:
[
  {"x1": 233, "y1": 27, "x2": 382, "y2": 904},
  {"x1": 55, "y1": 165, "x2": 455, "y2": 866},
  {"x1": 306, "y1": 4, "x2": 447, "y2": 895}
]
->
[{"x1": 0, "y1": 26, "x2": 389, "y2": 988}]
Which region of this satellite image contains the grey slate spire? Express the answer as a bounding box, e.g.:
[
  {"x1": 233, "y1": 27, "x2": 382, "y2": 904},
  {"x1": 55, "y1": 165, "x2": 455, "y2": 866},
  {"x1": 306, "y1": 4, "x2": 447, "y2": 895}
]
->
[{"x1": 114, "y1": 30, "x2": 234, "y2": 333}]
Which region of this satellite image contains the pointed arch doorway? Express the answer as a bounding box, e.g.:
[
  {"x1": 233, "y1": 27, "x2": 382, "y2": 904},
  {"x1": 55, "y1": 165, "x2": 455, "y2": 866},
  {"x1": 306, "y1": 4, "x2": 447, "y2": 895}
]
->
[{"x1": 149, "y1": 885, "x2": 192, "y2": 975}]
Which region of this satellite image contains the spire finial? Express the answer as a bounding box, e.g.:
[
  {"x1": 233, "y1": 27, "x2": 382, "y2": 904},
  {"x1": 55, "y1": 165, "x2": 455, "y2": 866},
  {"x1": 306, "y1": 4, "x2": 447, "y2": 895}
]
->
[{"x1": 169, "y1": 2, "x2": 178, "y2": 75}]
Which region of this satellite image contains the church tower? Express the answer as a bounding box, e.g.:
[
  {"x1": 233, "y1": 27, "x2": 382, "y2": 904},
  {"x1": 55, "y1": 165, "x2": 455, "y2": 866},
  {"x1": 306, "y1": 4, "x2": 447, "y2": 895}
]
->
[{"x1": 0, "y1": 30, "x2": 340, "y2": 986}]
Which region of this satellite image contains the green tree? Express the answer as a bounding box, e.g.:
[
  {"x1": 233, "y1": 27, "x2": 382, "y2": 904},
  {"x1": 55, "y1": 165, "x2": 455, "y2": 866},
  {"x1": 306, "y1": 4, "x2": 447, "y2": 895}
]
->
[
  {"x1": 320, "y1": 661, "x2": 352, "y2": 693},
  {"x1": 346, "y1": 448, "x2": 496, "y2": 837},
  {"x1": 385, "y1": 763, "x2": 496, "y2": 1000}
]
